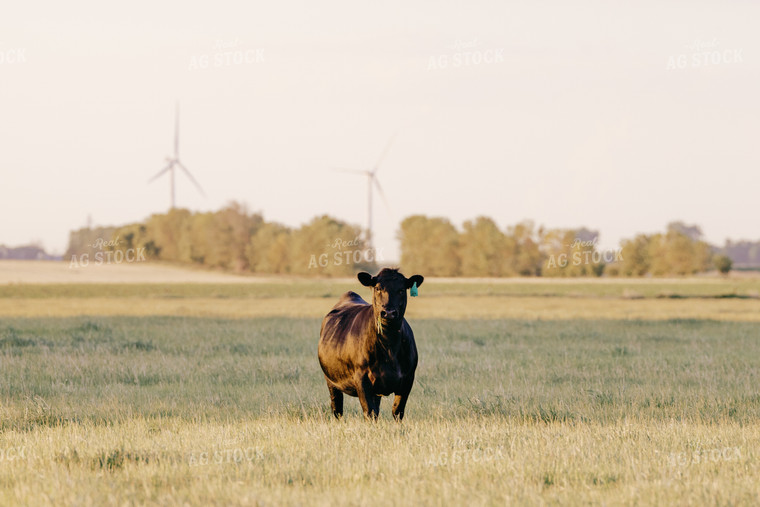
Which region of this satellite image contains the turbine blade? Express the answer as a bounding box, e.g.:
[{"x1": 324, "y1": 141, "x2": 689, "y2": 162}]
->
[
  {"x1": 372, "y1": 131, "x2": 398, "y2": 174},
  {"x1": 148, "y1": 163, "x2": 173, "y2": 183},
  {"x1": 331, "y1": 167, "x2": 367, "y2": 175},
  {"x1": 177, "y1": 161, "x2": 206, "y2": 197},
  {"x1": 174, "y1": 103, "x2": 180, "y2": 157},
  {"x1": 373, "y1": 176, "x2": 392, "y2": 215}
]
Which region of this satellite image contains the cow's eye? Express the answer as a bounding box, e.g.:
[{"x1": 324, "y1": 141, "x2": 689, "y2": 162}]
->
[{"x1": 398, "y1": 290, "x2": 404, "y2": 295}]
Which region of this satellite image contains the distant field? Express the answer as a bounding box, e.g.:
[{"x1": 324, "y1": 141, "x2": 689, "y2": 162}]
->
[
  {"x1": 0, "y1": 260, "x2": 261, "y2": 284},
  {"x1": 1, "y1": 263, "x2": 759, "y2": 505},
  {"x1": 3, "y1": 260, "x2": 760, "y2": 298},
  {"x1": 1, "y1": 277, "x2": 759, "y2": 321}
]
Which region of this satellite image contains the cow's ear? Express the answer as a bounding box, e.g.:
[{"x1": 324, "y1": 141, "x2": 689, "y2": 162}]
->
[
  {"x1": 358, "y1": 272, "x2": 377, "y2": 287},
  {"x1": 406, "y1": 275, "x2": 424, "y2": 289}
]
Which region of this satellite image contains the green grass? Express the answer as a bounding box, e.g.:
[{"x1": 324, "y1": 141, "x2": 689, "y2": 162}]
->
[
  {"x1": 0, "y1": 315, "x2": 759, "y2": 504},
  {"x1": 1, "y1": 316, "x2": 759, "y2": 425}
]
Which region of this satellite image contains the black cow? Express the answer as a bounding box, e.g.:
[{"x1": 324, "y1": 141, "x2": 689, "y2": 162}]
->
[{"x1": 318, "y1": 268, "x2": 424, "y2": 420}]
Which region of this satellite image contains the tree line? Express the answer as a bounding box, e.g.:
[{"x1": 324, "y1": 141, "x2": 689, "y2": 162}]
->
[
  {"x1": 66, "y1": 203, "x2": 371, "y2": 276},
  {"x1": 65, "y1": 202, "x2": 738, "y2": 277},
  {"x1": 398, "y1": 216, "x2": 719, "y2": 277}
]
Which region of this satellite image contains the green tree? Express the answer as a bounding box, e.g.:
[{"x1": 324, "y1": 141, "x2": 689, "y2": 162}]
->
[
  {"x1": 508, "y1": 221, "x2": 542, "y2": 276},
  {"x1": 290, "y1": 215, "x2": 368, "y2": 276},
  {"x1": 146, "y1": 208, "x2": 192, "y2": 262},
  {"x1": 459, "y1": 217, "x2": 514, "y2": 276},
  {"x1": 713, "y1": 254, "x2": 733, "y2": 275},
  {"x1": 179, "y1": 212, "x2": 215, "y2": 265},
  {"x1": 541, "y1": 229, "x2": 573, "y2": 277},
  {"x1": 639, "y1": 228, "x2": 713, "y2": 276},
  {"x1": 667, "y1": 221, "x2": 703, "y2": 241},
  {"x1": 111, "y1": 223, "x2": 160, "y2": 260},
  {"x1": 620, "y1": 234, "x2": 651, "y2": 276},
  {"x1": 540, "y1": 228, "x2": 602, "y2": 277},
  {"x1": 664, "y1": 230, "x2": 697, "y2": 275},
  {"x1": 246, "y1": 222, "x2": 292, "y2": 274},
  {"x1": 203, "y1": 202, "x2": 263, "y2": 271},
  {"x1": 398, "y1": 215, "x2": 460, "y2": 276}
]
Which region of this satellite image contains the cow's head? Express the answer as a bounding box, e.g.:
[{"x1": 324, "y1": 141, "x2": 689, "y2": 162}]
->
[{"x1": 358, "y1": 268, "x2": 424, "y2": 333}]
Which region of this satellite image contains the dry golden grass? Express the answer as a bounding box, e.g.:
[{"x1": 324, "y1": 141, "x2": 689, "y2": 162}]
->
[
  {"x1": 1, "y1": 417, "x2": 758, "y2": 506},
  {"x1": 2, "y1": 295, "x2": 759, "y2": 322},
  {"x1": 2, "y1": 274, "x2": 760, "y2": 505}
]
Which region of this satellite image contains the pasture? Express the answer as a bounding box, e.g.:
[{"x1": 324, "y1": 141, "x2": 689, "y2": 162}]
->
[{"x1": 0, "y1": 274, "x2": 759, "y2": 505}]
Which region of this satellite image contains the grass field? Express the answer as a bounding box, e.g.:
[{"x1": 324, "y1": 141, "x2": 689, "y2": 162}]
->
[{"x1": 1, "y1": 271, "x2": 759, "y2": 505}]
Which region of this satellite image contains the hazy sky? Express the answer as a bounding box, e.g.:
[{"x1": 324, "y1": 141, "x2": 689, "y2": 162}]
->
[{"x1": 2, "y1": 1, "x2": 758, "y2": 259}]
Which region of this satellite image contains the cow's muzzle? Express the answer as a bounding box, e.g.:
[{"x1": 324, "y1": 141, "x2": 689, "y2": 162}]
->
[{"x1": 380, "y1": 309, "x2": 398, "y2": 321}]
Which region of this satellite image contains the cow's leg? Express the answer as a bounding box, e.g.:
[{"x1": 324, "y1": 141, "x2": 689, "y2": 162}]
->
[
  {"x1": 392, "y1": 376, "x2": 414, "y2": 421},
  {"x1": 327, "y1": 381, "x2": 343, "y2": 419},
  {"x1": 357, "y1": 376, "x2": 379, "y2": 420}
]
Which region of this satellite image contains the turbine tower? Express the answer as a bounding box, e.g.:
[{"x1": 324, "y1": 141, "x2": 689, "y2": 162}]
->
[
  {"x1": 148, "y1": 103, "x2": 205, "y2": 209},
  {"x1": 332, "y1": 133, "x2": 396, "y2": 249}
]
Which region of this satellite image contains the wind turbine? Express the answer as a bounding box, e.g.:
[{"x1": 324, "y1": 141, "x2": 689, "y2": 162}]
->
[
  {"x1": 332, "y1": 133, "x2": 397, "y2": 249},
  {"x1": 148, "y1": 103, "x2": 206, "y2": 210}
]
